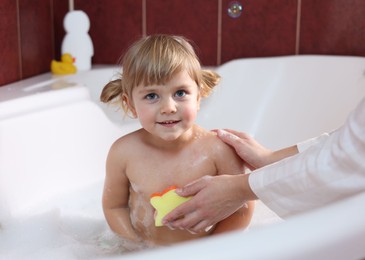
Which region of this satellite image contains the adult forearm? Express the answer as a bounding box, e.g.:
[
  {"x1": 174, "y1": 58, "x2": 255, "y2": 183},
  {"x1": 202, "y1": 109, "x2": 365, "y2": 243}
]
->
[
  {"x1": 240, "y1": 173, "x2": 258, "y2": 201},
  {"x1": 265, "y1": 145, "x2": 299, "y2": 166},
  {"x1": 249, "y1": 98, "x2": 365, "y2": 218}
]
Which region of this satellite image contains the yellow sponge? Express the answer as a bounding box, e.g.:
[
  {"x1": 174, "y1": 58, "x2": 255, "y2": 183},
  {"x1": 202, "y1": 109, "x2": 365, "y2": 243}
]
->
[{"x1": 150, "y1": 186, "x2": 192, "y2": 227}]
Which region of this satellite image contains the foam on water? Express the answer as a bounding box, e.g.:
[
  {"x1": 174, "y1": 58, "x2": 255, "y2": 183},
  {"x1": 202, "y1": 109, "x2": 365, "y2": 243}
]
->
[
  {"x1": 0, "y1": 179, "x2": 281, "y2": 259},
  {"x1": 0, "y1": 180, "x2": 154, "y2": 259}
]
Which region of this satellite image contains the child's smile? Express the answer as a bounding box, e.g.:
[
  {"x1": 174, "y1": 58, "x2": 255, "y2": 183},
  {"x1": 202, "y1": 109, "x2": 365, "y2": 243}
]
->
[{"x1": 157, "y1": 120, "x2": 181, "y2": 127}]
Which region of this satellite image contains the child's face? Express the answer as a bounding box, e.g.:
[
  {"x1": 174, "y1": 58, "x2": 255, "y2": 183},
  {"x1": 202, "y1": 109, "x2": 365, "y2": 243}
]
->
[{"x1": 129, "y1": 69, "x2": 201, "y2": 141}]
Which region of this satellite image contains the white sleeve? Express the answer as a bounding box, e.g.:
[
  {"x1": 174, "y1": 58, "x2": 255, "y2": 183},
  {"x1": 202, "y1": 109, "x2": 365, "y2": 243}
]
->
[
  {"x1": 296, "y1": 132, "x2": 330, "y2": 153},
  {"x1": 249, "y1": 97, "x2": 365, "y2": 218}
]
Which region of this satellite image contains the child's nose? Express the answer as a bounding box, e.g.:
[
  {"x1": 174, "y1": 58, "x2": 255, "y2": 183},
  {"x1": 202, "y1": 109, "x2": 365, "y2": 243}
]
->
[{"x1": 160, "y1": 97, "x2": 177, "y2": 114}]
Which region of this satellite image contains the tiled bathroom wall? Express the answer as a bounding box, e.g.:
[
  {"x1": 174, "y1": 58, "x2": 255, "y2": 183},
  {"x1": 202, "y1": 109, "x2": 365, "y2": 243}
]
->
[{"x1": 1, "y1": 0, "x2": 365, "y2": 87}]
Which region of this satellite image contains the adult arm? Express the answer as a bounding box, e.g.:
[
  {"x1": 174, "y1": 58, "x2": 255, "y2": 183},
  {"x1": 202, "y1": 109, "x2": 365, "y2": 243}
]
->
[
  {"x1": 164, "y1": 97, "x2": 365, "y2": 231},
  {"x1": 214, "y1": 129, "x2": 299, "y2": 170},
  {"x1": 250, "y1": 98, "x2": 365, "y2": 218},
  {"x1": 162, "y1": 130, "x2": 299, "y2": 231}
]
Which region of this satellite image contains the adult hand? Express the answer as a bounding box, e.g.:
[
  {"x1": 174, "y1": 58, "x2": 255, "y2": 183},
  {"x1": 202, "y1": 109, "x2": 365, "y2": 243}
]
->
[
  {"x1": 163, "y1": 174, "x2": 255, "y2": 233},
  {"x1": 216, "y1": 129, "x2": 298, "y2": 169},
  {"x1": 163, "y1": 129, "x2": 296, "y2": 232}
]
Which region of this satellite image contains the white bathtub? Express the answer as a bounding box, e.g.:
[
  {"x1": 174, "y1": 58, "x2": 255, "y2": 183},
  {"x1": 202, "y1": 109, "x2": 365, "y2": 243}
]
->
[{"x1": 1, "y1": 55, "x2": 365, "y2": 259}]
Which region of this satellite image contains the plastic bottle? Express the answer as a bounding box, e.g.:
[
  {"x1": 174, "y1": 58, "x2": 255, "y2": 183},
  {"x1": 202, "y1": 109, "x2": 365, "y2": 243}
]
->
[{"x1": 61, "y1": 10, "x2": 94, "y2": 71}]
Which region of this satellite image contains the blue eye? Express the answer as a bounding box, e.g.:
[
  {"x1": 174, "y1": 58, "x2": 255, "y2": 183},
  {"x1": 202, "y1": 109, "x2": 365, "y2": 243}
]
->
[
  {"x1": 145, "y1": 93, "x2": 158, "y2": 100},
  {"x1": 175, "y1": 90, "x2": 186, "y2": 98}
]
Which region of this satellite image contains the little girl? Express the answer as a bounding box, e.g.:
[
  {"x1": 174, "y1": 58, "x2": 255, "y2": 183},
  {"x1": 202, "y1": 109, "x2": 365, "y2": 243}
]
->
[{"x1": 100, "y1": 34, "x2": 254, "y2": 250}]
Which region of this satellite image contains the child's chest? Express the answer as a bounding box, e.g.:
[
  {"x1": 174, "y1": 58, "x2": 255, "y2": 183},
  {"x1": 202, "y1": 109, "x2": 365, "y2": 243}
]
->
[{"x1": 127, "y1": 146, "x2": 218, "y2": 197}]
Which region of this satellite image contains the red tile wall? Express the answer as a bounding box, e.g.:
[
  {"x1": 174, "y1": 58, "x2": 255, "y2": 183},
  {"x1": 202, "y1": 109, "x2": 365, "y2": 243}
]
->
[
  {"x1": 300, "y1": 0, "x2": 365, "y2": 56},
  {"x1": 221, "y1": 0, "x2": 298, "y2": 63},
  {"x1": 18, "y1": 0, "x2": 54, "y2": 79},
  {"x1": 52, "y1": 0, "x2": 69, "y2": 62},
  {"x1": 1, "y1": 0, "x2": 365, "y2": 87},
  {"x1": 74, "y1": 0, "x2": 143, "y2": 64},
  {"x1": 146, "y1": 0, "x2": 218, "y2": 66},
  {"x1": 0, "y1": 0, "x2": 20, "y2": 85}
]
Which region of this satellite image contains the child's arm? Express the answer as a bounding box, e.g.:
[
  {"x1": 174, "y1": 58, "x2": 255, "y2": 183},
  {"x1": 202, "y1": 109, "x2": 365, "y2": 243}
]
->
[
  {"x1": 212, "y1": 201, "x2": 254, "y2": 234},
  {"x1": 211, "y1": 140, "x2": 255, "y2": 234},
  {"x1": 102, "y1": 142, "x2": 141, "y2": 242}
]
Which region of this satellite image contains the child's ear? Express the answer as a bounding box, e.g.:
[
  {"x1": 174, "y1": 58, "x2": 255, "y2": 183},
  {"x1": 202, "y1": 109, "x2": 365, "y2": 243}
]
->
[{"x1": 122, "y1": 94, "x2": 138, "y2": 118}]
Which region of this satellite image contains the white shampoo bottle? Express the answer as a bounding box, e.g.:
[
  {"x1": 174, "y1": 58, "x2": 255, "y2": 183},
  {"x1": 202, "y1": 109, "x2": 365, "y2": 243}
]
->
[{"x1": 61, "y1": 10, "x2": 94, "y2": 71}]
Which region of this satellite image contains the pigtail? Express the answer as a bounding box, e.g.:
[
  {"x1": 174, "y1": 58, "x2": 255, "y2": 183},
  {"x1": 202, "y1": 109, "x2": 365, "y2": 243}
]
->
[
  {"x1": 200, "y1": 70, "x2": 221, "y2": 97},
  {"x1": 100, "y1": 79, "x2": 123, "y2": 103}
]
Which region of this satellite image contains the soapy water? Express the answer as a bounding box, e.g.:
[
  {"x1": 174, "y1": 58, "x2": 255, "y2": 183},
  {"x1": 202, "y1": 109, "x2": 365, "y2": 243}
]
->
[
  {"x1": 0, "y1": 180, "x2": 281, "y2": 259},
  {"x1": 0, "y1": 180, "x2": 153, "y2": 259}
]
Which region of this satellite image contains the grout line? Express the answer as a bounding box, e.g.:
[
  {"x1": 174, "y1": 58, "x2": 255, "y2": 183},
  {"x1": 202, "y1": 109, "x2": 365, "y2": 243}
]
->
[
  {"x1": 68, "y1": 0, "x2": 74, "y2": 11},
  {"x1": 16, "y1": 0, "x2": 23, "y2": 79},
  {"x1": 217, "y1": 0, "x2": 222, "y2": 65},
  {"x1": 295, "y1": 0, "x2": 302, "y2": 55},
  {"x1": 142, "y1": 0, "x2": 147, "y2": 37}
]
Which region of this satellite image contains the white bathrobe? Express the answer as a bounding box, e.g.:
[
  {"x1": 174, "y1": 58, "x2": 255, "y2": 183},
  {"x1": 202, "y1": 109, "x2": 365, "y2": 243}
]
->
[{"x1": 249, "y1": 96, "x2": 365, "y2": 218}]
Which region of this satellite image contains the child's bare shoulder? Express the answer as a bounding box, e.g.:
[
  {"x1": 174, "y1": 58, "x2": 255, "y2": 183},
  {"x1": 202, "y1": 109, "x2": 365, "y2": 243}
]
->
[
  {"x1": 196, "y1": 127, "x2": 244, "y2": 173},
  {"x1": 109, "y1": 128, "x2": 144, "y2": 153},
  {"x1": 198, "y1": 128, "x2": 234, "y2": 151}
]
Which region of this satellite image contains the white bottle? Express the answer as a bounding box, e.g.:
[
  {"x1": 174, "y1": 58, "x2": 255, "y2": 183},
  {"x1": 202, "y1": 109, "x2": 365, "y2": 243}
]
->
[{"x1": 61, "y1": 10, "x2": 94, "y2": 71}]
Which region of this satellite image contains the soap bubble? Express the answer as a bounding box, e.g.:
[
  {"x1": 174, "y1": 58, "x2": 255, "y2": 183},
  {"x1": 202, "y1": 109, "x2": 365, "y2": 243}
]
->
[{"x1": 227, "y1": 1, "x2": 243, "y2": 18}]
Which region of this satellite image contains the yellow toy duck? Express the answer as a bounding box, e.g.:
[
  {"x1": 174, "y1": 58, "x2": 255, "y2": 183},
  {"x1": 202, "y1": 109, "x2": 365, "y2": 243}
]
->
[{"x1": 51, "y1": 53, "x2": 77, "y2": 75}]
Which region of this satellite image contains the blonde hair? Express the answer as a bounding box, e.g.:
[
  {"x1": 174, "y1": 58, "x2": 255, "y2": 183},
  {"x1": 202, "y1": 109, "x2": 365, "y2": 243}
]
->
[{"x1": 100, "y1": 34, "x2": 220, "y2": 115}]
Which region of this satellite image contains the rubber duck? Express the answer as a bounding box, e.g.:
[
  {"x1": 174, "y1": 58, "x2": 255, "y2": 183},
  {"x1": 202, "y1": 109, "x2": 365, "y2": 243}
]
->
[{"x1": 50, "y1": 53, "x2": 77, "y2": 75}]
